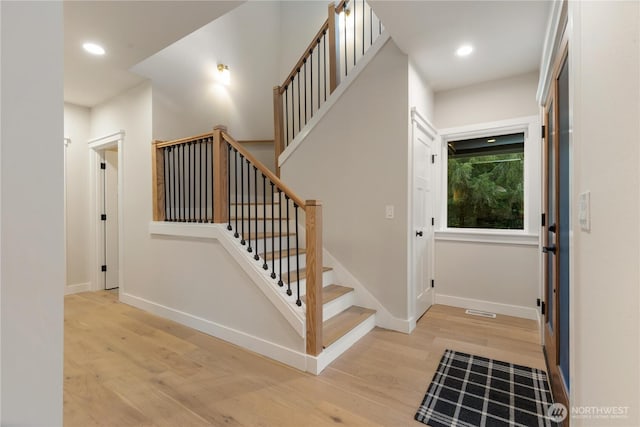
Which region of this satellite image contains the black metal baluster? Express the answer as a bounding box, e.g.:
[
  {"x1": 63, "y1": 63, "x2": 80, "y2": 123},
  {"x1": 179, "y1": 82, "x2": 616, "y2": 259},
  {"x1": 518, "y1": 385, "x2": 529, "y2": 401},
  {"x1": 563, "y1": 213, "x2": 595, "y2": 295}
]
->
[
  {"x1": 323, "y1": 31, "x2": 327, "y2": 101},
  {"x1": 317, "y1": 39, "x2": 320, "y2": 110},
  {"x1": 172, "y1": 146, "x2": 177, "y2": 221},
  {"x1": 270, "y1": 182, "x2": 276, "y2": 278},
  {"x1": 290, "y1": 76, "x2": 295, "y2": 142},
  {"x1": 285, "y1": 86, "x2": 289, "y2": 146},
  {"x1": 285, "y1": 195, "x2": 291, "y2": 296},
  {"x1": 294, "y1": 204, "x2": 301, "y2": 306},
  {"x1": 344, "y1": 7, "x2": 348, "y2": 76},
  {"x1": 303, "y1": 59, "x2": 307, "y2": 125},
  {"x1": 310, "y1": 49, "x2": 313, "y2": 117},
  {"x1": 362, "y1": 0, "x2": 365, "y2": 56},
  {"x1": 370, "y1": 3, "x2": 373, "y2": 46},
  {"x1": 240, "y1": 154, "x2": 245, "y2": 245},
  {"x1": 199, "y1": 141, "x2": 202, "y2": 222},
  {"x1": 253, "y1": 166, "x2": 259, "y2": 260},
  {"x1": 227, "y1": 145, "x2": 232, "y2": 230},
  {"x1": 247, "y1": 159, "x2": 252, "y2": 252},
  {"x1": 187, "y1": 142, "x2": 191, "y2": 222},
  {"x1": 191, "y1": 141, "x2": 195, "y2": 222},
  {"x1": 379, "y1": 15, "x2": 381, "y2": 35},
  {"x1": 204, "y1": 141, "x2": 208, "y2": 222},
  {"x1": 210, "y1": 137, "x2": 214, "y2": 221},
  {"x1": 164, "y1": 147, "x2": 170, "y2": 221},
  {"x1": 182, "y1": 144, "x2": 186, "y2": 221},
  {"x1": 353, "y1": 0, "x2": 356, "y2": 67},
  {"x1": 297, "y1": 69, "x2": 301, "y2": 134},
  {"x1": 234, "y1": 149, "x2": 239, "y2": 237},
  {"x1": 262, "y1": 174, "x2": 268, "y2": 269},
  {"x1": 277, "y1": 189, "x2": 283, "y2": 287}
]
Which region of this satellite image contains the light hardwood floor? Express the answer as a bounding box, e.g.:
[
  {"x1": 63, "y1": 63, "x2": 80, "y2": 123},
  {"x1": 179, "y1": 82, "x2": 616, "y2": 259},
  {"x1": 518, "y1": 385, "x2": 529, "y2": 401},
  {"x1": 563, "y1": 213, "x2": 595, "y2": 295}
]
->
[{"x1": 64, "y1": 291, "x2": 545, "y2": 426}]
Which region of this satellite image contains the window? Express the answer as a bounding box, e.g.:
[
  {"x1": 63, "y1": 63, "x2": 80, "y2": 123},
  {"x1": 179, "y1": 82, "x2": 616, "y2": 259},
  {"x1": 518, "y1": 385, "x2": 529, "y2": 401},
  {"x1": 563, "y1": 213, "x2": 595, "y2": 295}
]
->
[{"x1": 447, "y1": 133, "x2": 524, "y2": 230}]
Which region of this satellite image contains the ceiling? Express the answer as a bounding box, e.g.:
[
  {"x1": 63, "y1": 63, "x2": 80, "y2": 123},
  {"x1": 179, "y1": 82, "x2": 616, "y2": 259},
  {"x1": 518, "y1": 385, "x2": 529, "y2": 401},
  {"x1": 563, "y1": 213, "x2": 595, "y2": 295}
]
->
[
  {"x1": 65, "y1": 0, "x2": 551, "y2": 107},
  {"x1": 369, "y1": 0, "x2": 551, "y2": 91},
  {"x1": 64, "y1": 0, "x2": 243, "y2": 107}
]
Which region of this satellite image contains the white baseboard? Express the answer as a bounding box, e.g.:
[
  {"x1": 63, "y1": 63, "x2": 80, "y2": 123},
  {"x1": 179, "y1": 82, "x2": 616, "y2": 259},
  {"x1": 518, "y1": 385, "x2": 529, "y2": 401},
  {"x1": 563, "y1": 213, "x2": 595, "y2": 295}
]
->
[
  {"x1": 434, "y1": 294, "x2": 538, "y2": 320},
  {"x1": 120, "y1": 292, "x2": 308, "y2": 372},
  {"x1": 323, "y1": 249, "x2": 412, "y2": 333},
  {"x1": 65, "y1": 282, "x2": 91, "y2": 295}
]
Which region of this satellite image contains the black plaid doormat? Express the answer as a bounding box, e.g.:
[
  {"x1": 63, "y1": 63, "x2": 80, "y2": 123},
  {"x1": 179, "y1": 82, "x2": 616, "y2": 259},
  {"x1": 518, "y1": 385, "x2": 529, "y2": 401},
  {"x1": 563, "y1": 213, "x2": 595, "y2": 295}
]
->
[{"x1": 415, "y1": 350, "x2": 561, "y2": 427}]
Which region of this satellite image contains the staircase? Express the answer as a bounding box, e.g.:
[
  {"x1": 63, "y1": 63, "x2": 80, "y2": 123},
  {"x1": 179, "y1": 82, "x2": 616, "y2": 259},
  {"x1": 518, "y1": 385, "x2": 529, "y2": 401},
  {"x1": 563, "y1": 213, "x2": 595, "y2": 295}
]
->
[{"x1": 228, "y1": 189, "x2": 376, "y2": 372}]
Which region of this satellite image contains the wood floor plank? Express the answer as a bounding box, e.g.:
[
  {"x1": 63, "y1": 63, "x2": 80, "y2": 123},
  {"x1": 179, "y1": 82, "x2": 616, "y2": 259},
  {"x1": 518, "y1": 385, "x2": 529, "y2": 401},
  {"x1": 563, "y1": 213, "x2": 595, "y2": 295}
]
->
[{"x1": 64, "y1": 291, "x2": 545, "y2": 426}]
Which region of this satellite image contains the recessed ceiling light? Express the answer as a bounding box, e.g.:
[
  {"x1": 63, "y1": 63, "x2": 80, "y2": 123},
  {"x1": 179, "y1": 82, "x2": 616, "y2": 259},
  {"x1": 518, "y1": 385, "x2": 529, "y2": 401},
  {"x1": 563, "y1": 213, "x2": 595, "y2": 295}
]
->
[
  {"x1": 83, "y1": 42, "x2": 105, "y2": 56},
  {"x1": 456, "y1": 44, "x2": 473, "y2": 57},
  {"x1": 487, "y1": 139, "x2": 496, "y2": 143}
]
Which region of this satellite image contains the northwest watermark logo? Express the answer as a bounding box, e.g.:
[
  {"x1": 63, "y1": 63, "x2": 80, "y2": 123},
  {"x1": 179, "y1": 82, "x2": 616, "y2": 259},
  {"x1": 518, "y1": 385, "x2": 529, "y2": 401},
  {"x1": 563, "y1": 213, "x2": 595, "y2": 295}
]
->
[{"x1": 547, "y1": 403, "x2": 568, "y2": 422}]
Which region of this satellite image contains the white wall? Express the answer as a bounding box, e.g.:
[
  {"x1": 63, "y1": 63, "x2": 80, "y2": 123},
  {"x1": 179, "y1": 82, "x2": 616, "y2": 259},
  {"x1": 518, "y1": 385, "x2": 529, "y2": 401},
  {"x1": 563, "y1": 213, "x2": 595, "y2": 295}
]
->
[
  {"x1": 91, "y1": 82, "x2": 303, "y2": 356},
  {"x1": 135, "y1": 2, "x2": 282, "y2": 141},
  {"x1": 1, "y1": 1, "x2": 64, "y2": 424},
  {"x1": 569, "y1": 1, "x2": 640, "y2": 424},
  {"x1": 277, "y1": 0, "x2": 328, "y2": 84},
  {"x1": 409, "y1": 60, "x2": 434, "y2": 120},
  {"x1": 281, "y1": 40, "x2": 411, "y2": 319},
  {"x1": 434, "y1": 71, "x2": 539, "y2": 129},
  {"x1": 64, "y1": 103, "x2": 91, "y2": 290},
  {"x1": 432, "y1": 72, "x2": 541, "y2": 320}
]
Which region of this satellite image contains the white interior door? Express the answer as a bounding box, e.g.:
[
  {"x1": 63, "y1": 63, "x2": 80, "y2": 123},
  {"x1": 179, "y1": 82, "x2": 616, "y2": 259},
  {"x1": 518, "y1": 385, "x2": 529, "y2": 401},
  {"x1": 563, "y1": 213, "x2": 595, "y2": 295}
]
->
[
  {"x1": 104, "y1": 149, "x2": 119, "y2": 290},
  {"x1": 413, "y1": 122, "x2": 435, "y2": 319}
]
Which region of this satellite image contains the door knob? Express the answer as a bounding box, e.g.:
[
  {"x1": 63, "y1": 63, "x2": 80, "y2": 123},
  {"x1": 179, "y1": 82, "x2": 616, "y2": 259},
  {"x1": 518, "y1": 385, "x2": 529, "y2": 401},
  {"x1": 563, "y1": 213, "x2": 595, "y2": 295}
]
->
[
  {"x1": 416, "y1": 231, "x2": 423, "y2": 237},
  {"x1": 543, "y1": 245, "x2": 556, "y2": 254},
  {"x1": 549, "y1": 224, "x2": 557, "y2": 233}
]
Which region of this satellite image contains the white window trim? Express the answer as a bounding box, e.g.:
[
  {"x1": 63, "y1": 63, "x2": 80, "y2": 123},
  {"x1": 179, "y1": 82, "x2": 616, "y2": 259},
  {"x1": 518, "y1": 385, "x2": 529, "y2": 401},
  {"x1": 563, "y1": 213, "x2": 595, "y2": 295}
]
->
[{"x1": 436, "y1": 116, "x2": 540, "y2": 245}]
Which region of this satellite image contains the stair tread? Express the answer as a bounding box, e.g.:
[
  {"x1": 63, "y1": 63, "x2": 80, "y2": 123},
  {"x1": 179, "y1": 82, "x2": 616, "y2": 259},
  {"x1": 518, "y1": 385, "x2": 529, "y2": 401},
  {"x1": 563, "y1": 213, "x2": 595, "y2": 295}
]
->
[
  {"x1": 323, "y1": 306, "x2": 376, "y2": 348},
  {"x1": 243, "y1": 231, "x2": 295, "y2": 240},
  {"x1": 261, "y1": 248, "x2": 307, "y2": 261},
  {"x1": 281, "y1": 266, "x2": 332, "y2": 283},
  {"x1": 301, "y1": 284, "x2": 353, "y2": 305}
]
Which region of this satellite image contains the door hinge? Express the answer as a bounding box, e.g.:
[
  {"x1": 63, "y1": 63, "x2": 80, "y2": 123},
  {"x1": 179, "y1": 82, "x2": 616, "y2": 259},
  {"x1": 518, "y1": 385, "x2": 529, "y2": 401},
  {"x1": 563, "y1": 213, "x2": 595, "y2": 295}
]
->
[
  {"x1": 431, "y1": 154, "x2": 435, "y2": 164},
  {"x1": 101, "y1": 265, "x2": 107, "y2": 272},
  {"x1": 541, "y1": 125, "x2": 545, "y2": 137},
  {"x1": 101, "y1": 214, "x2": 107, "y2": 221},
  {"x1": 541, "y1": 301, "x2": 546, "y2": 315},
  {"x1": 536, "y1": 298, "x2": 541, "y2": 307},
  {"x1": 431, "y1": 217, "x2": 435, "y2": 226},
  {"x1": 541, "y1": 213, "x2": 546, "y2": 227},
  {"x1": 100, "y1": 162, "x2": 106, "y2": 170},
  {"x1": 431, "y1": 279, "x2": 434, "y2": 288}
]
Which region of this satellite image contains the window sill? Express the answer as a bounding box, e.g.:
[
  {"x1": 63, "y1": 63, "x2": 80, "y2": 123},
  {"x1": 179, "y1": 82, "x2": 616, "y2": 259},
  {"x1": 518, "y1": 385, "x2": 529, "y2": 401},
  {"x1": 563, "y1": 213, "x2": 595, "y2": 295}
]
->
[{"x1": 434, "y1": 229, "x2": 539, "y2": 246}]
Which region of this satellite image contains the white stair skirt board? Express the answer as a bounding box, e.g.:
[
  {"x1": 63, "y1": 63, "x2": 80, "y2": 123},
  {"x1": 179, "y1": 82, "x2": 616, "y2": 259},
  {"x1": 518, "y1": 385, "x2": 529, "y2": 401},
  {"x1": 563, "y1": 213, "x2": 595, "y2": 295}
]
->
[
  {"x1": 149, "y1": 222, "x2": 305, "y2": 337},
  {"x1": 65, "y1": 282, "x2": 91, "y2": 295},
  {"x1": 435, "y1": 294, "x2": 538, "y2": 321},
  {"x1": 279, "y1": 32, "x2": 392, "y2": 168},
  {"x1": 120, "y1": 292, "x2": 308, "y2": 372},
  {"x1": 323, "y1": 248, "x2": 413, "y2": 333},
  {"x1": 306, "y1": 312, "x2": 376, "y2": 375}
]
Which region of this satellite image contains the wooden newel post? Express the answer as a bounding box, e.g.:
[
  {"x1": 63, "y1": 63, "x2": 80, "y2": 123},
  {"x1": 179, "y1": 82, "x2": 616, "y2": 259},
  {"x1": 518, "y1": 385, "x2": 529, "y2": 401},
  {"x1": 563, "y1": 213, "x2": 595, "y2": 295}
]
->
[
  {"x1": 327, "y1": 3, "x2": 338, "y2": 94},
  {"x1": 151, "y1": 141, "x2": 166, "y2": 221},
  {"x1": 305, "y1": 200, "x2": 323, "y2": 356},
  {"x1": 213, "y1": 125, "x2": 229, "y2": 224},
  {"x1": 273, "y1": 86, "x2": 285, "y2": 177}
]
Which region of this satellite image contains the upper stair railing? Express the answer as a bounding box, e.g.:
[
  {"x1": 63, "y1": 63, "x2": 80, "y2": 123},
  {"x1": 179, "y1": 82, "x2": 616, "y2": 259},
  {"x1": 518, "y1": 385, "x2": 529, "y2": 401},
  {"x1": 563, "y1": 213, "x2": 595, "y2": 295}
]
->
[
  {"x1": 152, "y1": 126, "x2": 324, "y2": 356},
  {"x1": 273, "y1": 0, "x2": 384, "y2": 175}
]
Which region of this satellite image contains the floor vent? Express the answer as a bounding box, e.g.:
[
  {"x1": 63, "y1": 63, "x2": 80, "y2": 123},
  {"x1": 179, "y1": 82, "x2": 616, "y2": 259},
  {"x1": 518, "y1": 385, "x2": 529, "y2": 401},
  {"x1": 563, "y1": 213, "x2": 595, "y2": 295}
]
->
[{"x1": 465, "y1": 309, "x2": 496, "y2": 319}]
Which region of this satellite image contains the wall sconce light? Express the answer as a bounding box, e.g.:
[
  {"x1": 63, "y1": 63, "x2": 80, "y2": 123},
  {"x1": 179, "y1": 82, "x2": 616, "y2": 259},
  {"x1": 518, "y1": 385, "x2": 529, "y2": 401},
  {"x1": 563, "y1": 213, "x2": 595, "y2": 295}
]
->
[{"x1": 217, "y1": 63, "x2": 230, "y2": 85}]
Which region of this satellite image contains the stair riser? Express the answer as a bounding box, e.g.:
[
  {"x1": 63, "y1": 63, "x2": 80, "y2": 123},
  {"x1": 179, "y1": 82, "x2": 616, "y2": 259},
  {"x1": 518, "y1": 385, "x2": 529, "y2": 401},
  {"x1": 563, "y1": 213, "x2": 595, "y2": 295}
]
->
[
  {"x1": 323, "y1": 291, "x2": 355, "y2": 321},
  {"x1": 297, "y1": 270, "x2": 335, "y2": 296}
]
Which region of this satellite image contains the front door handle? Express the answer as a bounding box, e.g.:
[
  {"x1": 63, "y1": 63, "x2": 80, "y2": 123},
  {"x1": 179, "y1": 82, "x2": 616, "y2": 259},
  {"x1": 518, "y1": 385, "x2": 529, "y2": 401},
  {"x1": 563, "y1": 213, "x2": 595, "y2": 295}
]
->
[
  {"x1": 416, "y1": 231, "x2": 423, "y2": 237},
  {"x1": 543, "y1": 245, "x2": 556, "y2": 254},
  {"x1": 549, "y1": 224, "x2": 557, "y2": 233}
]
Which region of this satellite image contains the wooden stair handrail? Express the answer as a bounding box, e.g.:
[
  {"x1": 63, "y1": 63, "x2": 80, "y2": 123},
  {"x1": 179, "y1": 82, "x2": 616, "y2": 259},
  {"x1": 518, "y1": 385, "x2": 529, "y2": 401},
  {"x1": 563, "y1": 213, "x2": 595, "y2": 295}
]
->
[
  {"x1": 335, "y1": 0, "x2": 349, "y2": 14},
  {"x1": 278, "y1": 20, "x2": 330, "y2": 93},
  {"x1": 219, "y1": 129, "x2": 306, "y2": 209},
  {"x1": 153, "y1": 131, "x2": 213, "y2": 149}
]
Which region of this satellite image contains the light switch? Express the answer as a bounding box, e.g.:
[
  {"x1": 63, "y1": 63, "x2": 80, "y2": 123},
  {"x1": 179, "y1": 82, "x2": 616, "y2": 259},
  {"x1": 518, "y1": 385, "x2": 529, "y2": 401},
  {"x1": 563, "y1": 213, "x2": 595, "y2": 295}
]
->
[
  {"x1": 385, "y1": 205, "x2": 394, "y2": 219},
  {"x1": 579, "y1": 191, "x2": 590, "y2": 232}
]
